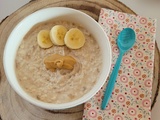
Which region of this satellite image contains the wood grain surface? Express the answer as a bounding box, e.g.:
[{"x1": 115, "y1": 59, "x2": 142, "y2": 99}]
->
[{"x1": 0, "y1": 0, "x2": 159, "y2": 120}]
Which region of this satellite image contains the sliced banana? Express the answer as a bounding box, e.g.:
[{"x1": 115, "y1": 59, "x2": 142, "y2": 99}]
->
[
  {"x1": 64, "y1": 28, "x2": 85, "y2": 49},
  {"x1": 50, "y1": 25, "x2": 67, "y2": 46},
  {"x1": 37, "y1": 30, "x2": 53, "y2": 48}
]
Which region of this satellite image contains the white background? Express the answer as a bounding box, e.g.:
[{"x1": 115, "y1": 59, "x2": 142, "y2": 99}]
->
[{"x1": 0, "y1": 0, "x2": 160, "y2": 119}]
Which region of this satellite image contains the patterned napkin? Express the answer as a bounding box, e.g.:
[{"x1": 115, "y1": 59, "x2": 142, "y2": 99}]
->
[{"x1": 83, "y1": 8, "x2": 156, "y2": 120}]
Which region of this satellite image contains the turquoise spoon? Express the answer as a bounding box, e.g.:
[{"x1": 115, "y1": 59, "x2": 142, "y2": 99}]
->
[{"x1": 101, "y1": 28, "x2": 136, "y2": 110}]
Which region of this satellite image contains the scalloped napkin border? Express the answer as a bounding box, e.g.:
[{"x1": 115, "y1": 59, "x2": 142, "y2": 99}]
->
[{"x1": 83, "y1": 8, "x2": 157, "y2": 120}]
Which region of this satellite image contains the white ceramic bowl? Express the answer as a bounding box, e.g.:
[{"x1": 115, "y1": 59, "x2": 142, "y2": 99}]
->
[{"x1": 3, "y1": 7, "x2": 112, "y2": 110}]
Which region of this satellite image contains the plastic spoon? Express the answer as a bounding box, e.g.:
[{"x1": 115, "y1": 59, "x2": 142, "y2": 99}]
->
[{"x1": 101, "y1": 28, "x2": 136, "y2": 110}]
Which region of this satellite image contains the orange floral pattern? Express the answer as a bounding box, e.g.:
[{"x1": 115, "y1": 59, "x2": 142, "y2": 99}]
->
[{"x1": 83, "y1": 8, "x2": 156, "y2": 120}]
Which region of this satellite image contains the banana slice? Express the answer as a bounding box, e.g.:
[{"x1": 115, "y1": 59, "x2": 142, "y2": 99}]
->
[
  {"x1": 50, "y1": 25, "x2": 67, "y2": 46},
  {"x1": 64, "y1": 28, "x2": 85, "y2": 49},
  {"x1": 37, "y1": 30, "x2": 53, "y2": 48}
]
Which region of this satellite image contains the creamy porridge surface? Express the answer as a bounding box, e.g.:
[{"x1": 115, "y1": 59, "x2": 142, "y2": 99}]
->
[{"x1": 15, "y1": 20, "x2": 102, "y2": 103}]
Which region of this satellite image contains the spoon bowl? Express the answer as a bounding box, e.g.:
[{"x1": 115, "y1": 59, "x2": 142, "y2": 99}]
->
[
  {"x1": 117, "y1": 28, "x2": 136, "y2": 52},
  {"x1": 101, "y1": 28, "x2": 136, "y2": 110}
]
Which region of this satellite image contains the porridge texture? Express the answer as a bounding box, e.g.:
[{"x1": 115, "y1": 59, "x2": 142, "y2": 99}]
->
[{"x1": 15, "y1": 20, "x2": 102, "y2": 103}]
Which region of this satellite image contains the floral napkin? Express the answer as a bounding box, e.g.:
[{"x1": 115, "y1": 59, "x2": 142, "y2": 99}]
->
[{"x1": 83, "y1": 8, "x2": 156, "y2": 120}]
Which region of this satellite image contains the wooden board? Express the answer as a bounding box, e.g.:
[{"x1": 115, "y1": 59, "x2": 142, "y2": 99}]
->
[{"x1": 0, "y1": 0, "x2": 159, "y2": 119}]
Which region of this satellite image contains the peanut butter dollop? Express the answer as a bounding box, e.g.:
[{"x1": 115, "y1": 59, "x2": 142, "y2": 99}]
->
[{"x1": 44, "y1": 54, "x2": 76, "y2": 72}]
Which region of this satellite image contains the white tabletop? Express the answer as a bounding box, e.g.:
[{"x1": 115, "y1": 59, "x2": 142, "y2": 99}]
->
[{"x1": 0, "y1": 0, "x2": 160, "y2": 119}]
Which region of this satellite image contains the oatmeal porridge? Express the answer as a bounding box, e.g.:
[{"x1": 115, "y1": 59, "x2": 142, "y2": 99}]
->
[{"x1": 15, "y1": 20, "x2": 102, "y2": 103}]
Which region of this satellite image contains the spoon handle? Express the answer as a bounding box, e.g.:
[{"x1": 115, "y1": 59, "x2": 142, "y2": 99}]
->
[{"x1": 101, "y1": 51, "x2": 124, "y2": 110}]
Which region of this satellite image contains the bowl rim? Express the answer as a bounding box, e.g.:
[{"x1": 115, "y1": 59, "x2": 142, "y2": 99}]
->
[{"x1": 3, "y1": 7, "x2": 112, "y2": 110}]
